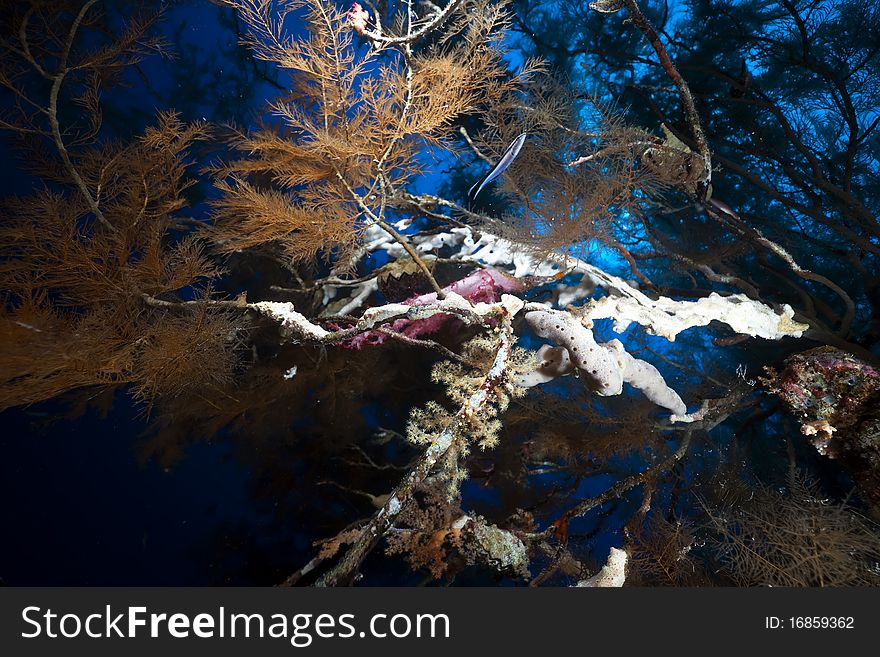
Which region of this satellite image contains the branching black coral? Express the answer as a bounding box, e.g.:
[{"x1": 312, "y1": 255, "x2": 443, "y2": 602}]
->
[
  {"x1": 0, "y1": 4, "x2": 240, "y2": 411},
  {"x1": 0, "y1": 0, "x2": 166, "y2": 231},
  {"x1": 211, "y1": 0, "x2": 533, "y2": 275},
  {"x1": 0, "y1": 112, "x2": 241, "y2": 410},
  {"x1": 704, "y1": 474, "x2": 880, "y2": 587}
]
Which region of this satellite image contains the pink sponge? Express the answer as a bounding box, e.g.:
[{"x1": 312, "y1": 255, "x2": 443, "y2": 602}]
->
[{"x1": 343, "y1": 269, "x2": 524, "y2": 349}]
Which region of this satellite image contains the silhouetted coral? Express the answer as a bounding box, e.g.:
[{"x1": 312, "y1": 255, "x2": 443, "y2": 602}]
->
[{"x1": 705, "y1": 474, "x2": 880, "y2": 587}]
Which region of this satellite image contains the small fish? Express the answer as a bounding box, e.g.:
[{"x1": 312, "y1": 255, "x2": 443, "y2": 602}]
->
[{"x1": 468, "y1": 132, "x2": 527, "y2": 199}]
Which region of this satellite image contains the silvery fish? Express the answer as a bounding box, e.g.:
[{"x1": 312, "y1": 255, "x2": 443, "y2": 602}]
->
[{"x1": 468, "y1": 132, "x2": 527, "y2": 199}]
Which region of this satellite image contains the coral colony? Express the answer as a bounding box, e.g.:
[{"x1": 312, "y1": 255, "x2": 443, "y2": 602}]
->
[{"x1": 1, "y1": 0, "x2": 878, "y2": 586}]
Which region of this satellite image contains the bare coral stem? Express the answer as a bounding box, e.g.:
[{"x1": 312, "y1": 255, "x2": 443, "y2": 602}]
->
[{"x1": 313, "y1": 315, "x2": 515, "y2": 586}]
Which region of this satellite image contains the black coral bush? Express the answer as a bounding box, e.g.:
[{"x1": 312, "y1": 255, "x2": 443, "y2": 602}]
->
[{"x1": 0, "y1": 3, "x2": 239, "y2": 410}]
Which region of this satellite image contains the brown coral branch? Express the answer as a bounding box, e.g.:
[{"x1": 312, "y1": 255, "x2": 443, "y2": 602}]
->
[
  {"x1": 375, "y1": 218, "x2": 447, "y2": 299},
  {"x1": 619, "y1": 0, "x2": 711, "y2": 193},
  {"x1": 50, "y1": 1, "x2": 115, "y2": 232},
  {"x1": 542, "y1": 430, "x2": 694, "y2": 537},
  {"x1": 374, "y1": 327, "x2": 479, "y2": 367},
  {"x1": 14, "y1": 0, "x2": 120, "y2": 232},
  {"x1": 530, "y1": 389, "x2": 749, "y2": 544},
  {"x1": 332, "y1": 171, "x2": 447, "y2": 299}
]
